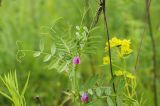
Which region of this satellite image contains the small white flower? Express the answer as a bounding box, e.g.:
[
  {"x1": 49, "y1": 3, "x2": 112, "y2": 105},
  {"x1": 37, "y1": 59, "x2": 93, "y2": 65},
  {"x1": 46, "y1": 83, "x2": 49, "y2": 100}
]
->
[
  {"x1": 76, "y1": 26, "x2": 80, "y2": 30},
  {"x1": 76, "y1": 32, "x2": 80, "y2": 36},
  {"x1": 83, "y1": 26, "x2": 88, "y2": 32}
]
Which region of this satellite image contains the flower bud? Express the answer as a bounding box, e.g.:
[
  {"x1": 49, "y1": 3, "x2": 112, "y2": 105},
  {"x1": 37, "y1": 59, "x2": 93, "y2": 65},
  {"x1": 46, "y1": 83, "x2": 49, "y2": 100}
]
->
[
  {"x1": 81, "y1": 93, "x2": 89, "y2": 103},
  {"x1": 72, "y1": 56, "x2": 80, "y2": 64}
]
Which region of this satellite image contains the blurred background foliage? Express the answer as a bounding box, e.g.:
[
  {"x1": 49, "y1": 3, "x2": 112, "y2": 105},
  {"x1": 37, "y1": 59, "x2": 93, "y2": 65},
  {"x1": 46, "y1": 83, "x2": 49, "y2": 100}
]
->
[{"x1": 0, "y1": 0, "x2": 160, "y2": 105}]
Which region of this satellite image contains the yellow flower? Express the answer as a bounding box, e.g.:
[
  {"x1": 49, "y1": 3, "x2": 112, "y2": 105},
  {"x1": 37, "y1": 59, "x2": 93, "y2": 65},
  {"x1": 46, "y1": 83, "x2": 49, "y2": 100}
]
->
[
  {"x1": 110, "y1": 37, "x2": 122, "y2": 47},
  {"x1": 103, "y1": 56, "x2": 110, "y2": 64},
  {"x1": 105, "y1": 37, "x2": 122, "y2": 51},
  {"x1": 114, "y1": 70, "x2": 136, "y2": 79},
  {"x1": 114, "y1": 70, "x2": 124, "y2": 76},
  {"x1": 126, "y1": 73, "x2": 136, "y2": 79},
  {"x1": 120, "y1": 39, "x2": 132, "y2": 57},
  {"x1": 104, "y1": 37, "x2": 133, "y2": 58}
]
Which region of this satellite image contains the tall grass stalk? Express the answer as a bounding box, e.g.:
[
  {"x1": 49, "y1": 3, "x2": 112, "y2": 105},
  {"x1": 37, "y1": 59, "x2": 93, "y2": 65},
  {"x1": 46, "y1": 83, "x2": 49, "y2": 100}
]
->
[
  {"x1": 0, "y1": 71, "x2": 30, "y2": 106},
  {"x1": 101, "y1": 0, "x2": 117, "y2": 105},
  {"x1": 145, "y1": 0, "x2": 158, "y2": 106}
]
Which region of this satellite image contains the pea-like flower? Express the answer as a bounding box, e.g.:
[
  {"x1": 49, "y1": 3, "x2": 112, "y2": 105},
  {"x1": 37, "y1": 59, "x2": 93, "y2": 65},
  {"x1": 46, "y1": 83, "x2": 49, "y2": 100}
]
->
[
  {"x1": 81, "y1": 93, "x2": 89, "y2": 103},
  {"x1": 72, "y1": 56, "x2": 80, "y2": 64}
]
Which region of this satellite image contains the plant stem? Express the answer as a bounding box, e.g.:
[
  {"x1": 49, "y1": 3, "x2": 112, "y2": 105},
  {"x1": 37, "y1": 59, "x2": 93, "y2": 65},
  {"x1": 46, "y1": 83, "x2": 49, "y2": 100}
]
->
[
  {"x1": 101, "y1": 0, "x2": 117, "y2": 105},
  {"x1": 145, "y1": 0, "x2": 158, "y2": 106},
  {"x1": 72, "y1": 66, "x2": 76, "y2": 103},
  {"x1": 72, "y1": 65, "x2": 80, "y2": 105},
  {"x1": 90, "y1": 0, "x2": 102, "y2": 28}
]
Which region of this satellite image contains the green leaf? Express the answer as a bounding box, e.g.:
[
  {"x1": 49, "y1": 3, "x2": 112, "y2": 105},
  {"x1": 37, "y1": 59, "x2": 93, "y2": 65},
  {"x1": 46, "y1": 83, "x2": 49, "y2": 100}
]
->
[
  {"x1": 98, "y1": 75, "x2": 106, "y2": 86},
  {"x1": 107, "y1": 97, "x2": 114, "y2": 106},
  {"x1": 117, "y1": 78, "x2": 125, "y2": 94},
  {"x1": 33, "y1": 51, "x2": 41, "y2": 57},
  {"x1": 39, "y1": 39, "x2": 44, "y2": 52},
  {"x1": 105, "y1": 87, "x2": 112, "y2": 96},
  {"x1": 14, "y1": 71, "x2": 19, "y2": 91},
  {"x1": 21, "y1": 72, "x2": 30, "y2": 97},
  {"x1": 133, "y1": 101, "x2": 140, "y2": 106},
  {"x1": 0, "y1": 91, "x2": 12, "y2": 101},
  {"x1": 0, "y1": 71, "x2": 28, "y2": 105},
  {"x1": 96, "y1": 87, "x2": 102, "y2": 97},
  {"x1": 59, "y1": 63, "x2": 68, "y2": 72},
  {"x1": 59, "y1": 97, "x2": 71, "y2": 106},
  {"x1": 48, "y1": 58, "x2": 61, "y2": 70},
  {"x1": 88, "y1": 89, "x2": 93, "y2": 95},
  {"x1": 51, "y1": 44, "x2": 56, "y2": 56},
  {"x1": 43, "y1": 54, "x2": 52, "y2": 62},
  {"x1": 89, "y1": 26, "x2": 99, "y2": 33},
  {"x1": 117, "y1": 96, "x2": 123, "y2": 106}
]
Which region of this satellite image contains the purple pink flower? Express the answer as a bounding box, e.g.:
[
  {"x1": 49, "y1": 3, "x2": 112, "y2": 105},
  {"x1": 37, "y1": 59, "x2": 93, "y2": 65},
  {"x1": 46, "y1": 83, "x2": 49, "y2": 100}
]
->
[
  {"x1": 72, "y1": 56, "x2": 80, "y2": 64},
  {"x1": 81, "y1": 93, "x2": 89, "y2": 103}
]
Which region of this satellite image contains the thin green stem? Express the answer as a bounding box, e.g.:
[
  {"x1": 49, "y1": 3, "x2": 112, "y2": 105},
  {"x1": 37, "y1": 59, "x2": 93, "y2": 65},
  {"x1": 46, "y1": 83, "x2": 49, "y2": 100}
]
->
[
  {"x1": 18, "y1": 50, "x2": 50, "y2": 55},
  {"x1": 145, "y1": 0, "x2": 158, "y2": 106},
  {"x1": 72, "y1": 65, "x2": 80, "y2": 105},
  {"x1": 90, "y1": 0, "x2": 102, "y2": 29},
  {"x1": 112, "y1": 64, "x2": 122, "y2": 70},
  {"x1": 101, "y1": 0, "x2": 117, "y2": 105},
  {"x1": 72, "y1": 66, "x2": 76, "y2": 103}
]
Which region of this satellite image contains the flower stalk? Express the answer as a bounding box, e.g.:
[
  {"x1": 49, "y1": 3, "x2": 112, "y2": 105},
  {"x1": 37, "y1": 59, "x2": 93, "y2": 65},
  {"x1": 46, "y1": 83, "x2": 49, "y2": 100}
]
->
[
  {"x1": 101, "y1": 0, "x2": 117, "y2": 105},
  {"x1": 145, "y1": 0, "x2": 158, "y2": 106}
]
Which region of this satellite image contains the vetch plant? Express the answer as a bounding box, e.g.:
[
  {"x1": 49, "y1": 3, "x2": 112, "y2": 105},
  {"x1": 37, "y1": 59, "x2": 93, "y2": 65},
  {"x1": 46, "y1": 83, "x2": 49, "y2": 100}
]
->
[
  {"x1": 16, "y1": 20, "x2": 143, "y2": 106},
  {"x1": 0, "y1": 0, "x2": 158, "y2": 106},
  {"x1": 17, "y1": 20, "x2": 101, "y2": 105}
]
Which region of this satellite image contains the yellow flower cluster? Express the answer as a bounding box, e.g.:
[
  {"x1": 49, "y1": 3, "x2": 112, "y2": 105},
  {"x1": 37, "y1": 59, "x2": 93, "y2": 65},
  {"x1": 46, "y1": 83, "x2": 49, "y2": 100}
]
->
[
  {"x1": 120, "y1": 39, "x2": 132, "y2": 57},
  {"x1": 103, "y1": 56, "x2": 110, "y2": 64},
  {"x1": 105, "y1": 37, "x2": 132, "y2": 57},
  {"x1": 114, "y1": 70, "x2": 135, "y2": 79},
  {"x1": 105, "y1": 37, "x2": 121, "y2": 50}
]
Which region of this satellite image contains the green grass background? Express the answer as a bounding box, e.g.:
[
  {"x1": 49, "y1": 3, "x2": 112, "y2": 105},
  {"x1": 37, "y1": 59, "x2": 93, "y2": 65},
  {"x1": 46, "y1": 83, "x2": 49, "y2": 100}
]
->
[{"x1": 0, "y1": 0, "x2": 160, "y2": 105}]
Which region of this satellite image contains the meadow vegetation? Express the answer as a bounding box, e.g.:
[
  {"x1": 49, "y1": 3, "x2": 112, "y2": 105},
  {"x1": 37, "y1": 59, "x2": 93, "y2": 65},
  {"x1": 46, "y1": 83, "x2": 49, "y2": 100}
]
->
[{"x1": 0, "y1": 0, "x2": 160, "y2": 106}]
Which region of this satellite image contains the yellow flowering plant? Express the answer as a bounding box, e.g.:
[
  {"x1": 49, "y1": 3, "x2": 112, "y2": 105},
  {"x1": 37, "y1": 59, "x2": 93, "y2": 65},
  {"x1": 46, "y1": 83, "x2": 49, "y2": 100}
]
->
[
  {"x1": 103, "y1": 37, "x2": 140, "y2": 105},
  {"x1": 103, "y1": 56, "x2": 110, "y2": 64},
  {"x1": 105, "y1": 37, "x2": 133, "y2": 58}
]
